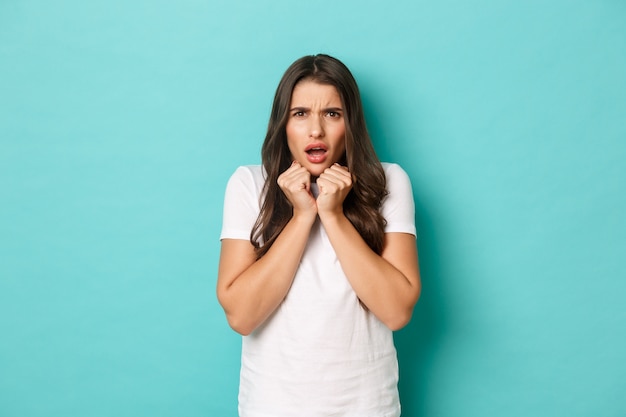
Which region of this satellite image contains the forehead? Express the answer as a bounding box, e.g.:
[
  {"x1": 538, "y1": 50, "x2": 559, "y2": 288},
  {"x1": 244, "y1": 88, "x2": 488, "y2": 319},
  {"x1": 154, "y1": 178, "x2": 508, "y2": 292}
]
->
[{"x1": 290, "y1": 80, "x2": 342, "y2": 106}]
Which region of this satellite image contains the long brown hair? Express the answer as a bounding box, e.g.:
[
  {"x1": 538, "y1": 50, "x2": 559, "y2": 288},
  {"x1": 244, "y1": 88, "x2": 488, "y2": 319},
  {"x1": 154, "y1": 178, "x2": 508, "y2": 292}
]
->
[{"x1": 251, "y1": 54, "x2": 387, "y2": 258}]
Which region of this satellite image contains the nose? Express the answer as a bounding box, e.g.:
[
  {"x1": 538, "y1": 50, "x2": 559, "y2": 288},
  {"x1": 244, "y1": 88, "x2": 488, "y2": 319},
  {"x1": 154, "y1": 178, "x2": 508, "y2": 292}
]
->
[{"x1": 308, "y1": 115, "x2": 324, "y2": 138}]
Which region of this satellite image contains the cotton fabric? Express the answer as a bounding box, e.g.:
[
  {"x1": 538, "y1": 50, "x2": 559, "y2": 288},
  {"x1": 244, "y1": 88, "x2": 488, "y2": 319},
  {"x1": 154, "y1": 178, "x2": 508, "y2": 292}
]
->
[{"x1": 220, "y1": 163, "x2": 416, "y2": 417}]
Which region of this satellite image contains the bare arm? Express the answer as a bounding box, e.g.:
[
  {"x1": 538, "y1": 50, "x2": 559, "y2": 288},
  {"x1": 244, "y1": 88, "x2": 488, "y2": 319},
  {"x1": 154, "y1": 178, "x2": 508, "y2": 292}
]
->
[
  {"x1": 320, "y1": 219, "x2": 420, "y2": 330},
  {"x1": 317, "y1": 165, "x2": 421, "y2": 330},
  {"x1": 216, "y1": 163, "x2": 317, "y2": 335}
]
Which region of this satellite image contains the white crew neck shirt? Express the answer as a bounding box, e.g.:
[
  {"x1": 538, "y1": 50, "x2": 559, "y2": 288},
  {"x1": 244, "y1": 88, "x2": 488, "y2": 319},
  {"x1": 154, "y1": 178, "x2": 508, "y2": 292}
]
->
[{"x1": 220, "y1": 163, "x2": 416, "y2": 417}]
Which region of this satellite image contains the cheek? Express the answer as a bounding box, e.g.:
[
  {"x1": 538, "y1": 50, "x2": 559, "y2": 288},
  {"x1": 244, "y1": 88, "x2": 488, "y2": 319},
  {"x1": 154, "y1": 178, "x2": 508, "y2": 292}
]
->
[
  {"x1": 285, "y1": 121, "x2": 303, "y2": 141},
  {"x1": 285, "y1": 132, "x2": 300, "y2": 160},
  {"x1": 334, "y1": 125, "x2": 347, "y2": 149},
  {"x1": 285, "y1": 123, "x2": 296, "y2": 147}
]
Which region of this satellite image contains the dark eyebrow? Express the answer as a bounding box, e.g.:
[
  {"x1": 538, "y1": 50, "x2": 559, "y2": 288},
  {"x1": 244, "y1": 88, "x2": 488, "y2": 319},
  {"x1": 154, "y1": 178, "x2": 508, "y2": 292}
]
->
[{"x1": 288, "y1": 106, "x2": 344, "y2": 113}]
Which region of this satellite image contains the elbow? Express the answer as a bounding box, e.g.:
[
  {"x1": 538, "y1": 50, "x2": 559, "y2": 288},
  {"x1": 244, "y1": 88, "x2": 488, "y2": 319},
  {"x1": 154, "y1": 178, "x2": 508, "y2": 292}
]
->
[
  {"x1": 383, "y1": 309, "x2": 413, "y2": 331},
  {"x1": 383, "y1": 288, "x2": 421, "y2": 331},
  {"x1": 225, "y1": 314, "x2": 256, "y2": 336},
  {"x1": 220, "y1": 303, "x2": 258, "y2": 335},
  {"x1": 217, "y1": 290, "x2": 256, "y2": 336}
]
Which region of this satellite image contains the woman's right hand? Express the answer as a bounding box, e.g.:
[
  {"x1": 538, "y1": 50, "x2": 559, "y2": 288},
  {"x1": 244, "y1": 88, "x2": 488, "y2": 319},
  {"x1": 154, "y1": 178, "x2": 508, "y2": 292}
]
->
[
  {"x1": 218, "y1": 162, "x2": 318, "y2": 335},
  {"x1": 277, "y1": 161, "x2": 317, "y2": 219}
]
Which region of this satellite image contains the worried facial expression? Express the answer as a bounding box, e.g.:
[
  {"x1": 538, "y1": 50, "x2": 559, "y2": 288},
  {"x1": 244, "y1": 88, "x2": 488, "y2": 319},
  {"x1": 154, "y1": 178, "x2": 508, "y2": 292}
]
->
[{"x1": 286, "y1": 80, "x2": 346, "y2": 177}]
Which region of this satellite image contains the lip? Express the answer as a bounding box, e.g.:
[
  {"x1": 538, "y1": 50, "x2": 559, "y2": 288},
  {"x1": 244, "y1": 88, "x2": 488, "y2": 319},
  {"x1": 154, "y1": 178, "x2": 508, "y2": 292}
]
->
[
  {"x1": 304, "y1": 143, "x2": 328, "y2": 164},
  {"x1": 304, "y1": 143, "x2": 328, "y2": 152}
]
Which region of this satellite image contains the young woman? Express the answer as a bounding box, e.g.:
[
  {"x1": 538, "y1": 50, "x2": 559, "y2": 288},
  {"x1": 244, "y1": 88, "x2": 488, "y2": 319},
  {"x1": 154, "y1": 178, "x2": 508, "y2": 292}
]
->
[{"x1": 217, "y1": 54, "x2": 421, "y2": 417}]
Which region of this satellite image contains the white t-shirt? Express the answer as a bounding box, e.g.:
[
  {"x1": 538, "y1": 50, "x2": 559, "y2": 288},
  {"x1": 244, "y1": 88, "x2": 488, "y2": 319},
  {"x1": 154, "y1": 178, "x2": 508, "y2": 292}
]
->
[{"x1": 220, "y1": 163, "x2": 416, "y2": 417}]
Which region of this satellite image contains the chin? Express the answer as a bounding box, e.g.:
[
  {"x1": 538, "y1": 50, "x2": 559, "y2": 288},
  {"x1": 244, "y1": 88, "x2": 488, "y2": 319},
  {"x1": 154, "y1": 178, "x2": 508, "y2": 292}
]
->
[
  {"x1": 307, "y1": 169, "x2": 325, "y2": 179},
  {"x1": 305, "y1": 164, "x2": 331, "y2": 177}
]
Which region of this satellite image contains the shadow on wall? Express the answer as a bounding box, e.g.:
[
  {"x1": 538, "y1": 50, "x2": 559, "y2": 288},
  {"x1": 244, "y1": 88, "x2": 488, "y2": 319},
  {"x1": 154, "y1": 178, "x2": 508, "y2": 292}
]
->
[
  {"x1": 360, "y1": 81, "x2": 448, "y2": 416},
  {"x1": 394, "y1": 197, "x2": 447, "y2": 416}
]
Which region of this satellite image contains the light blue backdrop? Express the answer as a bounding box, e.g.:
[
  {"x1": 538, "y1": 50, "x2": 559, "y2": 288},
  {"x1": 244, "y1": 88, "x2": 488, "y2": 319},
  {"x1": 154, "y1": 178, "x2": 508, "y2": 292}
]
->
[{"x1": 1, "y1": 1, "x2": 624, "y2": 416}]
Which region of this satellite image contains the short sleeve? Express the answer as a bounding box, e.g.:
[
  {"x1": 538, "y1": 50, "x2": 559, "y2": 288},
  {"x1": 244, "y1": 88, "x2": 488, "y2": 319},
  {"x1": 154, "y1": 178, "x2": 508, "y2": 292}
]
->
[
  {"x1": 381, "y1": 163, "x2": 417, "y2": 236},
  {"x1": 220, "y1": 166, "x2": 264, "y2": 241}
]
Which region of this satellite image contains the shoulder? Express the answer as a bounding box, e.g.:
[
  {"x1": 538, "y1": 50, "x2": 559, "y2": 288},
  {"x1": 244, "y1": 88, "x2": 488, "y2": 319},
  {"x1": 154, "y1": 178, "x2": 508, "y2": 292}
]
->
[
  {"x1": 381, "y1": 162, "x2": 411, "y2": 185},
  {"x1": 227, "y1": 165, "x2": 266, "y2": 186},
  {"x1": 379, "y1": 163, "x2": 416, "y2": 235},
  {"x1": 380, "y1": 162, "x2": 414, "y2": 207},
  {"x1": 221, "y1": 166, "x2": 265, "y2": 239},
  {"x1": 230, "y1": 165, "x2": 265, "y2": 180},
  {"x1": 225, "y1": 165, "x2": 266, "y2": 198}
]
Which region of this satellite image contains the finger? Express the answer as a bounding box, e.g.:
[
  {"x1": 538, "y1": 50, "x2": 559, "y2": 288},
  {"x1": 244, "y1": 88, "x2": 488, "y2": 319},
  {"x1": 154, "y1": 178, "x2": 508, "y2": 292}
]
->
[
  {"x1": 331, "y1": 163, "x2": 350, "y2": 172},
  {"x1": 319, "y1": 169, "x2": 352, "y2": 187},
  {"x1": 316, "y1": 177, "x2": 344, "y2": 196},
  {"x1": 324, "y1": 164, "x2": 352, "y2": 179},
  {"x1": 279, "y1": 167, "x2": 311, "y2": 192},
  {"x1": 281, "y1": 161, "x2": 303, "y2": 177},
  {"x1": 330, "y1": 164, "x2": 357, "y2": 184}
]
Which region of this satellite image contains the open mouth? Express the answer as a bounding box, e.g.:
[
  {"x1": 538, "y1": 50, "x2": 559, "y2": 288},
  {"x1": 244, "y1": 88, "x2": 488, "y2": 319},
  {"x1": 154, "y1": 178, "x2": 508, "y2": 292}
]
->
[
  {"x1": 304, "y1": 144, "x2": 328, "y2": 163},
  {"x1": 306, "y1": 147, "x2": 327, "y2": 156}
]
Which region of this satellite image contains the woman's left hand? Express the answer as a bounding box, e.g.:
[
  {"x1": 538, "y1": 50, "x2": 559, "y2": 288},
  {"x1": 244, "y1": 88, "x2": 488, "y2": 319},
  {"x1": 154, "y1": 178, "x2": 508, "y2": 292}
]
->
[{"x1": 316, "y1": 163, "x2": 353, "y2": 218}]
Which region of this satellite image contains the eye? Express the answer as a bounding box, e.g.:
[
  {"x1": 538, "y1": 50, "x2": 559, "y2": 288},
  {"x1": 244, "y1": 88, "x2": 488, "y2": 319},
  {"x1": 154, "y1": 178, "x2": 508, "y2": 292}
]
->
[
  {"x1": 292, "y1": 111, "x2": 306, "y2": 117},
  {"x1": 326, "y1": 111, "x2": 341, "y2": 118}
]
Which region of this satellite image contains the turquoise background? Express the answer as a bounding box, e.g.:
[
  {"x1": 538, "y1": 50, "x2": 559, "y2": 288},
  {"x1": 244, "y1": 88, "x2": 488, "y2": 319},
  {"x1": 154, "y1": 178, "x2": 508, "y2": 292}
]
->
[{"x1": 1, "y1": 0, "x2": 625, "y2": 416}]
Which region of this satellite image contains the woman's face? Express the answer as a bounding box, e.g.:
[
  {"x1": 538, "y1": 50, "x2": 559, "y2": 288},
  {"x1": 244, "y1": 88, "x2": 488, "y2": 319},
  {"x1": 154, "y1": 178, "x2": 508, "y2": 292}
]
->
[{"x1": 286, "y1": 80, "x2": 346, "y2": 177}]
